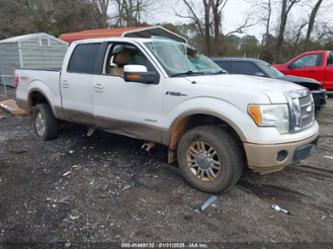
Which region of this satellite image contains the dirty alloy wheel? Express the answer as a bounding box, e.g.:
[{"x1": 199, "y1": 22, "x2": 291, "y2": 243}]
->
[
  {"x1": 32, "y1": 103, "x2": 59, "y2": 140},
  {"x1": 177, "y1": 126, "x2": 244, "y2": 193}
]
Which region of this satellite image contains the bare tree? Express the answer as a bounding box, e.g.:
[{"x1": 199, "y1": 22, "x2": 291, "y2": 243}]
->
[
  {"x1": 210, "y1": 0, "x2": 228, "y2": 54},
  {"x1": 305, "y1": 0, "x2": 324, "y2": 49},
  {"x1": 224, "y1": 16, "x2": 255, "y2": 37},
  {"x1": 261, "y1": 0, "x2": 273, "y2": 46},
  {"x1": 203, "y1": 0, "x2": 212, "y2": 55},
  {"x1": 111, "y1": 0, "x2": 154, "y2": 27},
  {"x1": 175, "y1": 1, "x2": 205, "y2": 37},
  {"x1": 90, "y1": 0, "x2": 111, "y2": 27},
  {"x1": 293, "y1": 21, "x2": 308, "y2": 49},
  {"x1": 276, "y1": 0, "x2": 301, "y2": 62},
  {"x1": 176, "y1": 0, "x2": 253, "y2": 55}
]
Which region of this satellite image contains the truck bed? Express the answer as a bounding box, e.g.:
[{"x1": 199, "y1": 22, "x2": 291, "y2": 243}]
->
[{"x1": 15, "y1": 68, "x2": 62, "y2": 112}]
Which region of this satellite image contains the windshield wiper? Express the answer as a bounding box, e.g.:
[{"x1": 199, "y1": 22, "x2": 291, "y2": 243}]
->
[
  {"x1": 171, "y1": 70, "x2": 205, "y2": 77},
  {"x1": 211, "y1": 70, "x2": 227, "y2": 75}
]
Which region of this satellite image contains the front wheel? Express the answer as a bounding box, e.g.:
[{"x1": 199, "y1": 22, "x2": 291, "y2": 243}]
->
[
  {"x1": 177, "y1": 126, "x2": 244, "y2": 193},
  {"x1": 32, "y1": 103, "x2": 59, "y2": 140}
]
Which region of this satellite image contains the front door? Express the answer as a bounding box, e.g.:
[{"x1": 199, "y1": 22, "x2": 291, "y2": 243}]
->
[
  {"x1": 93, "y1": 42, "x2": 164, "y2": 142},
  {"x1": 61, "y1": 43, "x2": 101, "y2": 124}
]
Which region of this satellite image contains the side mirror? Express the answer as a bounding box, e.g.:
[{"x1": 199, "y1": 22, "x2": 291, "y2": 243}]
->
[
  {"x1": 288, "y1": 64, "x2": 294, "y2": 70},
  {"x1": 124, "y1": 65, "x2": 158, "y2": 84}
]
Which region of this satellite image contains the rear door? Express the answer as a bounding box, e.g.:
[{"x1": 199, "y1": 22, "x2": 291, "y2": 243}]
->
[
  {"x1": 92, "y1": 42, "x2": 164, "y2": 142},
  {"x1": 285, "y1": 53, "x2": 324, "y2": 82},
  {"x1": 60, "y1": 43, "x2": 101, "y2": 125},
  {"x1": 323, "y1": 52, "x2": 333, "y2": 90}
]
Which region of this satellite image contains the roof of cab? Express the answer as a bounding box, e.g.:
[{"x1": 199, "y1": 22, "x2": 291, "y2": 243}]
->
[{"x1": 212, "y1": 57, "x2": 263, "y2": 63}]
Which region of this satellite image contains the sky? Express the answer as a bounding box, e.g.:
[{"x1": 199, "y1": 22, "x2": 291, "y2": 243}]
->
[{"x1": 137, "y1": 0, "x2": 333, "y2": 41}]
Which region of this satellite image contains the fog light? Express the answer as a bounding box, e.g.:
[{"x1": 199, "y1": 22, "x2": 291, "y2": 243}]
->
[{"x1": 276, "y1": 150, "x2": 288, "y2": 162}]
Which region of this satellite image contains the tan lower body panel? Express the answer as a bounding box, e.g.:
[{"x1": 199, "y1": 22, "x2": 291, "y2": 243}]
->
[{"x1": 244, "y1": 134, "x2": 319, "y2": 174}]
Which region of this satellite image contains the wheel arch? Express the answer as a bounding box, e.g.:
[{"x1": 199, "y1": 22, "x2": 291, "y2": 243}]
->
[
  {"x1": 164, "y1": 111, "x2": 248, "y2": 163},
  {"x1": 27, "y1": 88, "x2": 56, "y2": 116}
]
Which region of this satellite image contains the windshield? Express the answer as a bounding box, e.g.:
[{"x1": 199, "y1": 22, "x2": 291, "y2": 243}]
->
[
  {"x1": 257, "y1": 60, "x2": 284, "y2": 79},
  {"x1": 145, "y1": 40, "x2": 223, "y2": 76}
]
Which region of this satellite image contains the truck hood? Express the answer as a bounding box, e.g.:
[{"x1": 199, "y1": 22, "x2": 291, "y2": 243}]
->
[
  {"x1": 185, "y1": 74, "x2": 305, "y2": 103},
  {"x1": 278, "y1": 75, "x2": 321, "y2": 91}
]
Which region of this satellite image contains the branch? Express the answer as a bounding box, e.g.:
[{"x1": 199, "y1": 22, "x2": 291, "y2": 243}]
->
[
  {"x1": 173, "y1": 0, "x2": 205, "y2": 36},
  {"x1": 225, "y1": 16, "x2": 256, "y2": 36}
]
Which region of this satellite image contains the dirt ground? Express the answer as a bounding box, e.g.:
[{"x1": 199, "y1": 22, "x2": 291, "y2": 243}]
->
[{"x1": 0, "y1": 98, "x2": 333, "y2": 248}]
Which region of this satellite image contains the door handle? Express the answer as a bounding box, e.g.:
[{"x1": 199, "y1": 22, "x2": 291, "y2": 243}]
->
[
  {"x1": 307, "y1": 70, "x2": 316, "y2": 73},
  {"x1": 94, "y1": 83, "x2": 104, "y2": 90},
  {"x1": 63, "y1": 80, "x2": 70, "y2": 88}
]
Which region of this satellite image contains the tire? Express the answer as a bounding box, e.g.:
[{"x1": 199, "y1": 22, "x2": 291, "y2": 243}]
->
[
  {"x1": 32, "y1": 103, "x2": 59, "y2": 140},
  {"x1": 177, "y1": 125, "x2": 244, "y2": 193}
]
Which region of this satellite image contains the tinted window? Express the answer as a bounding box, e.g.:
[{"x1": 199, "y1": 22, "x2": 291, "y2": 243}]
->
[
  {"x1": 221, "y1": 61, "x2": 262, "y2": 75},
  {"x1": 214, "y1": 61, "x2": 231, "y2": 72},
  {"x1": 291, "y1": 54, "x2": 323, "y2": 69},
  {"x1": 68, "y1": 43, "x2": 101, "y2": 73},
  {"x1": 256, "y1": 60, "x2": 284, "y2": 78}
]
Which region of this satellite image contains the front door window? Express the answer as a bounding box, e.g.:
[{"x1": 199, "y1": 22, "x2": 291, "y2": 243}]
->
[{"x1": 291, "y1": 54, "x2": 323, "y2": 69}]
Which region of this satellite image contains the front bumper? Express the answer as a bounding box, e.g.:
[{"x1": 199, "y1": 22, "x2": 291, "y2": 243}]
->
[{"x1": 243, "y1": 134, "x2": 319, "y2": 174}]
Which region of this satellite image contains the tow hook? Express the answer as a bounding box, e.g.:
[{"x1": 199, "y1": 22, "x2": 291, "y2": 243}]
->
[
  {"x1": 141, "y1": 142, "x2": 156, "y2": 152},
  {"x1": 87, "y1": 128, "x2": 96, "y2": 137}
]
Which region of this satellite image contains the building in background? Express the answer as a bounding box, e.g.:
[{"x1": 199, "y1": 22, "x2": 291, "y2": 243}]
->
[{"x1": 0, "y1": 33, "x2": 68, "y2": 87}]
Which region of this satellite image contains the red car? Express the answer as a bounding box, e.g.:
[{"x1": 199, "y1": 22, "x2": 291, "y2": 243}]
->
[{"x1": 274, "y1": 50, "x2": 333, "y2": 90}]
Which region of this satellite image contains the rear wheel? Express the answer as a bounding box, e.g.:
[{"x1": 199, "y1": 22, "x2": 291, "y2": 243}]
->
[
  {"x1": 177, "y1": 126, "x2": 244, "y2": 193},
  {"x1": 32, "y1": 103, "x2": 59, "y2": 140}
]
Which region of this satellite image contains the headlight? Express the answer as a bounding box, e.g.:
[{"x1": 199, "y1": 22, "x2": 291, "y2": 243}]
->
[{"x1": 248, "y1": 104, "x2": 289, "y2": 134}]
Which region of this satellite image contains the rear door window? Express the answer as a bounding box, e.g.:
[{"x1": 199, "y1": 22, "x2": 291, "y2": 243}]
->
[
  {"x1": 68, "y1": 43, "x2": 101, "y2": 74},
  {"x1": 230, "y1": 62, "x2": 261, "y2": 75},
  {"x1": 214, "y1": 61, "x2": 231, "y2": 72}
]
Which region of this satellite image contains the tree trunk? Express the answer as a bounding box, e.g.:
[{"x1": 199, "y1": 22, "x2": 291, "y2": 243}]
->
[
  {"x1": 212, "y1": 1, "x2": 222, "y2": 55},
  {"x1": 264, "y1": 0, "x2": 272, "y2": 46},
  {"x1": 203, "y1": 0, "x2": 211, "y2": 55},
  {"x1": 305, "y1": 0, "x2": 323, "y2": 50},
  {"x1": 276, "y1": 0, "x2": 287, "y2": 63}
]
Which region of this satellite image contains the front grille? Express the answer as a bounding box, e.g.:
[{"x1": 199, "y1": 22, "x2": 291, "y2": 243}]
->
[
  {"x1": 299, "y1": 94, "x2": 315, "y2": 129},
  {"x1": 287, "y1": 89, "x2": 315, "y2": 133}
]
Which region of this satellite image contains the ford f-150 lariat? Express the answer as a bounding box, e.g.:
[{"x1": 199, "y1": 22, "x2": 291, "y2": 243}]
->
[{"x1": 16, "y1": 37, "x2": 319, "y2": 193}]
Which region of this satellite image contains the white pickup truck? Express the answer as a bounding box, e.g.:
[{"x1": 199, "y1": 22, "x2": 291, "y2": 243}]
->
[{"x1": 16, "y1": 37, "x2": 319, "y2": 193}]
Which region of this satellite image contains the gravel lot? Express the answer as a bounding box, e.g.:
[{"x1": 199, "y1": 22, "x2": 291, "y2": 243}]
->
[{"x1": 0, "y1": 97, "x2": 333, "y2": 248}]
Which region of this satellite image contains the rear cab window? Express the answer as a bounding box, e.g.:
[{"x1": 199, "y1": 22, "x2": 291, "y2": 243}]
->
[{"x1": 68, "y1": 43, "x2": 101, "y2": 74}]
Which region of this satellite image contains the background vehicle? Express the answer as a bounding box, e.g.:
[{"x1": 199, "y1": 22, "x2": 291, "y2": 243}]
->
[
  {"x1": 213, "y1": 58, "x2": 327, "y2": 110},
  {"x1": 273, "y1": 50, "x2": 333, "y2": 90},
  {"x1": 15, "y1": 38, "x2": 319, "y2": 193}
]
